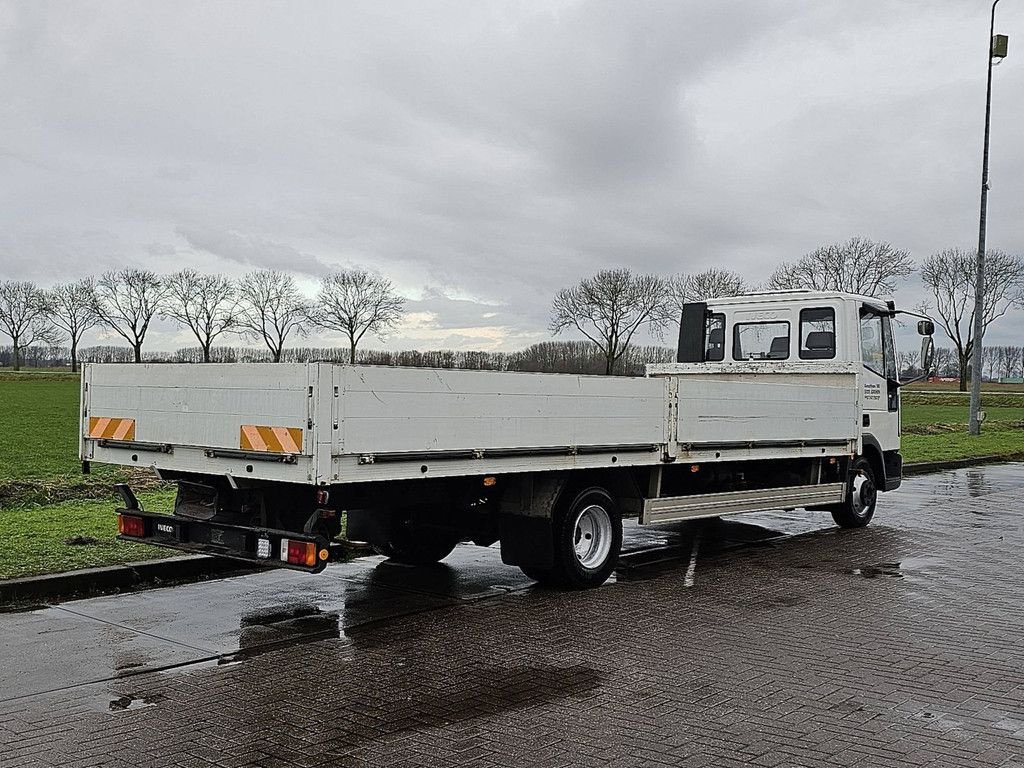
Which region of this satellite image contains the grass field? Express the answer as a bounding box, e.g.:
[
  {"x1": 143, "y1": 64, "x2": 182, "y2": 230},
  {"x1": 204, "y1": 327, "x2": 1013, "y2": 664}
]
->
[
  {"x1": 1, "y1": 375, "x2": 173, "y2": 578},
  {"x1": 1, "y1": 373, "x2": 1023, "y2": 579},
  {"x1": 0, "y1": 377, "x2": 88, "y2": 480},
  {"x1": 901, "y1": 403, "x2": 1024, "y2": 427},
  {"x1": 0, "y1": 490, "x2": 175, "y2": 580}
]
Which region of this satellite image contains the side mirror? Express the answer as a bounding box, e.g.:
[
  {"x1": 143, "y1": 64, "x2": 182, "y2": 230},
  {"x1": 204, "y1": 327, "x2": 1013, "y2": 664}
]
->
[
  {"x1": 920, "y1": 335, "x2": 935, "y2": 377},
  {"x1": 917, "y1": 319, "x2": 935, "y2": 336}
]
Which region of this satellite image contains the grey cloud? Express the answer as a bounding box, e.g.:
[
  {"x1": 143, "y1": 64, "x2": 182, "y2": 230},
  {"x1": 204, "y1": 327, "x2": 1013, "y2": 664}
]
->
[
  {"x1": 175, "y1": 225, "x2": 331, "y2": 276},
  {"x1": 1, "y1": 0, "x2": 1023, "y2": 354}
]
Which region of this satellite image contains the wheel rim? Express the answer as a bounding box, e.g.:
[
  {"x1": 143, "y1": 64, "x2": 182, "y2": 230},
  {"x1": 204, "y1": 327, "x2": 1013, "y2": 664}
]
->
[
  {"x1": 573, "y1": 504, "x2": 613, "y2": 570},
  {"x1": 850, "y1": 471, "x2": 876, "y2": 518}
]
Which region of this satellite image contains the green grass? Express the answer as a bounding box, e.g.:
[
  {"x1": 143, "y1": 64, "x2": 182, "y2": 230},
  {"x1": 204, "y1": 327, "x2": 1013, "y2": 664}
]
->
[
  {"x1": 901, "y1": 427, "x2": 1024, "y2": 465},
  {"x1": 0, "y1": 490, "x2": 175, "y2": 580},
  {"x1": 0, "y1": 378, "x2": 86, "y2": 480},
  {"x1": 903, "y1": 380, "x2": 1024, "y2": 392},
  {"x1": 901, "y1": 404, "x2": 1024, "y2": 427},
  {"x1": 0, "y1": 376, "x2": 170, "y2": 579}
]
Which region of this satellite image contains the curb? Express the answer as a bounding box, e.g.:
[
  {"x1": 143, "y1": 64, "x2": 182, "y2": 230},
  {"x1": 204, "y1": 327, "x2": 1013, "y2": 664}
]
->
[
  {"x1": 903, "y1": 454, "x2": 1024, "y2": 476},
  {"x1": 0, "y1": 555, "x2": 253, "y2": 606},
  {"x1": 0, "y1": 541, "x2": 369, "y2": 607}
]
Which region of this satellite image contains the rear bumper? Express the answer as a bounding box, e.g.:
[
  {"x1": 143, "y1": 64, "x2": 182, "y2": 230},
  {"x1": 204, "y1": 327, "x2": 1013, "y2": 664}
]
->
[{"x1": 115, "y1": 509, "x2": 330, "y2": 574}]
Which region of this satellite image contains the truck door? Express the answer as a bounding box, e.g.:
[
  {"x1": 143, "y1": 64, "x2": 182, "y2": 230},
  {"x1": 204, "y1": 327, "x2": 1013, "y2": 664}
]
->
[{"x1": 859, "y1": 307, "x2": 899, "y2": 454}]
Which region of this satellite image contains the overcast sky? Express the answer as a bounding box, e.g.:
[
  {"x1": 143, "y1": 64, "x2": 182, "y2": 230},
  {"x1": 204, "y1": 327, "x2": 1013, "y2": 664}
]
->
[{"x1": 2, "y1": 0, "x2": 1023, "y2": 355}]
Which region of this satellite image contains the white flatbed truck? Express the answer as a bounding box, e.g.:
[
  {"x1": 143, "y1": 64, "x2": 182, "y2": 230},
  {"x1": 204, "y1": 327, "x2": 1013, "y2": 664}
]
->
[{"x1": 80, "y1": 291, "x2": 934, "y2": 588}]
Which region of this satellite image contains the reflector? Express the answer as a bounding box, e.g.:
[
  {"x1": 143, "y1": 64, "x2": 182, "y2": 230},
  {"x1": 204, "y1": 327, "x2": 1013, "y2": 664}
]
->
[{"x1": 256, "y1": 538, "x2": 271, "y2": 559}]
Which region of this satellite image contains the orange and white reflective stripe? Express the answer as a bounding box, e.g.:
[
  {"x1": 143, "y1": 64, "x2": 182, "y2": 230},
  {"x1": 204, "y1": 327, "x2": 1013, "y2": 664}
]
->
[
  {"x1": 240, "y1": 425, "x2": 303, "y2": 454},
  {"x1": 88, "y1": 417, "x2": 136, "y2": 441}
]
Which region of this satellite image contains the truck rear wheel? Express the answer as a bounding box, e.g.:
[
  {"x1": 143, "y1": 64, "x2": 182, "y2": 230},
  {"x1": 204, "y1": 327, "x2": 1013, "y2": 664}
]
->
[
  {"x1": 831, "y1": 457, "x2": 877, "y2": 528},
  {"x1": 522, "y1": 486, "x2": 622, "y2": 589},
  {"x1": 373, "y1": 523, "x2": 461, "y2": 565}
]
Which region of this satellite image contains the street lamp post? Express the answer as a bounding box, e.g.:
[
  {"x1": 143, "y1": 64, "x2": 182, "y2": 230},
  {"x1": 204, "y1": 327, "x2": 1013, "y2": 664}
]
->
[{"x1": 969, "y1": 0, "x2": 1009, "y2": 436}]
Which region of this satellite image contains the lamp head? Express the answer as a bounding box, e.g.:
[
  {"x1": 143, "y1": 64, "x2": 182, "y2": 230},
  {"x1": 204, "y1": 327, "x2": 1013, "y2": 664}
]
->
[{"x1": 992, "y1": 34, "x2": 1009, "y2": 60}]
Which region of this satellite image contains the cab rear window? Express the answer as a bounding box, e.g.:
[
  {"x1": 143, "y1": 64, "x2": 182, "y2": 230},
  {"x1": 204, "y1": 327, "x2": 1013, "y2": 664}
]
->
[
  {"x1": 799, "y1": 308, "x2": 836, "y2": 360},
  {"x1": 733, "y1": 321, "x2": 790, "y2": 360}
]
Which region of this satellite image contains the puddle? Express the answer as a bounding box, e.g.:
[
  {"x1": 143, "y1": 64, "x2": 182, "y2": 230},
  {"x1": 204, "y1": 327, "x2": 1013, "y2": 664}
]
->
[
  {"x1": 850, "y1": 563, "x2": 903, "y2": 578},
  {"x1": 331, "y1": 664, "x2": 603, "y2": 747},
  {"x1": 239, "y1": 603, "x2": 324, "y2": 626},
  {"x1": 108, "y1": 693, "x2": 161, "y2": 713},
  {"x1": 849, "y1": 557, "x2": 939, "y2": 580},
  {"x1": 222, "y1": 605, "x2": 342, "y2": 665}
]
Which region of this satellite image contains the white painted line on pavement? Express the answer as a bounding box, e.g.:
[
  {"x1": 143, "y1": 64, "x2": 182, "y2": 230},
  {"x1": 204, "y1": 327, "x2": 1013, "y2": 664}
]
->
[{"x1": 684, "y1": 534, "x2": 700, "y2": 588}]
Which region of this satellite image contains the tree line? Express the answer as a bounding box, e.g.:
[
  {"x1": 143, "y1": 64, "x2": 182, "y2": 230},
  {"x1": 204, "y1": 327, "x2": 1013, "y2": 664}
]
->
[
  {"x1": 0, "y1": 268, "x2": 403, "y2": 371},
  {"x1": 2, "y1": 237, "x2": 1023, "y2": 384},
  {"x1": 0, "y1": 340, "x2": 675, "y2": 377},
  {"x1": 8, "y1": 339, "x2": 1022, "y2": 381}
]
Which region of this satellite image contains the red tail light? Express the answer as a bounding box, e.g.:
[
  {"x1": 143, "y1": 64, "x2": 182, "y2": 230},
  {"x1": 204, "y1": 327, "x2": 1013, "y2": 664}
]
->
[
  {"x1": 118, "y1": 514, "x2": 145, "y2": 537},
  {"x1": 280, "y1": 538, "x2": 317, "y2": 567}
]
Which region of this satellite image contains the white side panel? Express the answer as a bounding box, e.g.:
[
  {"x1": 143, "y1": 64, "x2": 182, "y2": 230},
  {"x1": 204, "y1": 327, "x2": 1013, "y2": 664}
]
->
[
  {"x1": 336, "y1": 366, "x2": 667, "y2": 455},
  {"x1": 86, "y1": 363, "x2": 311, "y2": 451},
  {"x1": 83, "y1": 363, "x2": 317, "y2": 484},
  {"x1": 672, "y1": 371, "x2": 859, "y2": 447}
]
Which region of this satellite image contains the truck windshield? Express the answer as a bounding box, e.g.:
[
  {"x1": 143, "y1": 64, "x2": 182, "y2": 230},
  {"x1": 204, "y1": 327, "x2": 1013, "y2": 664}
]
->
[{"x1": 861, "y1": 311, "x2": 897, "y2": 380}]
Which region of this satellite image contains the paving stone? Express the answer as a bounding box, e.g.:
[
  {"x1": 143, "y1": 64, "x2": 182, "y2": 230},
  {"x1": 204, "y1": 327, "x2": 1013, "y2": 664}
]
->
[{"x1": 2, "y1": 466, "x2": 1024, "y2": 766}]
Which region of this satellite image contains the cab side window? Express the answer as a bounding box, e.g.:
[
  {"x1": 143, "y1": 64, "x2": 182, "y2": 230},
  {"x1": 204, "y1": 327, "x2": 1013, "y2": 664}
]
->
[
  {"x1": 882, "y1": 315, "x2": 897, "y2": 381},
  {"x1": 799, "y1": 308, "x2": 836, "y2": 359}
]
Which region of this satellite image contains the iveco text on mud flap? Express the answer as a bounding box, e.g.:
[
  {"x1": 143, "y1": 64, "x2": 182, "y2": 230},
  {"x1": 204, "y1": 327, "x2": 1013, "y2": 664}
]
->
[{"x1": 81, "y1": 291, "x2": 935, "y2": 588}]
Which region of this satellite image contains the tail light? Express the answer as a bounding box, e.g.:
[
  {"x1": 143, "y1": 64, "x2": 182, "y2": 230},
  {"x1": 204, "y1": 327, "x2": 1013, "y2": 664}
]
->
[
  {"x1": 118, "y1": 514, "x2": 145, "y2": 538},
  {"x1": 280, "y1": 538, "x2": 324, "y2": 568}
]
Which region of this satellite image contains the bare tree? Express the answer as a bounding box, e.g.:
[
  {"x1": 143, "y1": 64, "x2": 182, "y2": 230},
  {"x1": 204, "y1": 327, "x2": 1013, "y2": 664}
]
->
[
  {"x1": 1007, "y1": 345, "x2": 1024, "y2": 380},
  {"x1": 982, "y1": 345, "x2": 1000, "y2": 381},
  {"x1": 0, "y1": 281, "x2": 56, "y2": 371},
  {"x1": 933, "y1": 346, "x2": 959, "y2": 379},
  {"x1": 768, "y1": 237, "x2": 914, "y2": 296},
  {"x1": 550, "y1": 268, "x2": 672, "y2": 375},
  {"x1": 311, "y1": 270, "x2": 405, "y2": 364},
  {"x1": 670, "y1": 268, "x2": 748, "y2": 316},
  {"x1": 920, "y1": 248, "x2": 1024, "y2": 391},
  {"x1": 93, "y1": 269, "x2": 169, "y2": 363},
  {"x1": 897, "y1": 350, "x2": 918, "y2": 378},
  {"x1": 236, "y1": 270, "x2": 309, "y2": 362},
  {"x1": 49, "y1": 279, "x2": 99, "y2": 372},
  {"x1": 163, "y1": 270, "x2": 239, "y2": 363}
]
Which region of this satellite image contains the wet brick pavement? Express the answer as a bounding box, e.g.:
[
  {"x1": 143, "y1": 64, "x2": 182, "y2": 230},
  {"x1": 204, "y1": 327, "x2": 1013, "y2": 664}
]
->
[{"x1": 2, "y1": 464, "x2": 1024, "y2": 767}]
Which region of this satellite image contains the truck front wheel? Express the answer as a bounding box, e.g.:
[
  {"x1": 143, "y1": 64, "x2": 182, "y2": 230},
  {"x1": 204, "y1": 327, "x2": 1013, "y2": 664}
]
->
[
  {"x1": 831, "y1": 457, "x2": 877, "y2": 528},
  {"x1": 523, "y1": 487, "x2": 622, "y2": 589}
]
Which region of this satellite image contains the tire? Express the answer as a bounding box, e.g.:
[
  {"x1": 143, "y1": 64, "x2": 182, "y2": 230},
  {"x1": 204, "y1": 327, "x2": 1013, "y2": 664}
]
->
[
  {"x1": 544, "y1": 486, "x2": 623, "y2": 589},
  {"x1": 831, "y1": 457, "x2": 878, "y2": 528},
  {"x1": 372, "y1": 521, "x2": 461, "y2": 565}
]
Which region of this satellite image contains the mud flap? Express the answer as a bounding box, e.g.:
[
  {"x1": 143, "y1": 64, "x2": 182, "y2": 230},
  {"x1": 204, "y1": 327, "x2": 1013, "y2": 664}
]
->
[
  {"x1": 497, "y1": 474, "x2": 565, "y2": 569},
  {"x1": 498, "y1": 514, "x2": 554, "y2": 568}
]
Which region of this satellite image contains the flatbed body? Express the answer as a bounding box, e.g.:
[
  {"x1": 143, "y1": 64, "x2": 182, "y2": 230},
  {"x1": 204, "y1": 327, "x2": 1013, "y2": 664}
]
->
[{"x1": 82, "y1": 361, "x2": 859, "y2": 485}]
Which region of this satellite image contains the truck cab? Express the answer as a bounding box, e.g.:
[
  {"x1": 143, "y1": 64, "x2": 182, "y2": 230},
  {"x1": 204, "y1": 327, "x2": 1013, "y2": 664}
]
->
[{"x1": 676, "y1": 290, "x2": 913, "y2": 494}]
